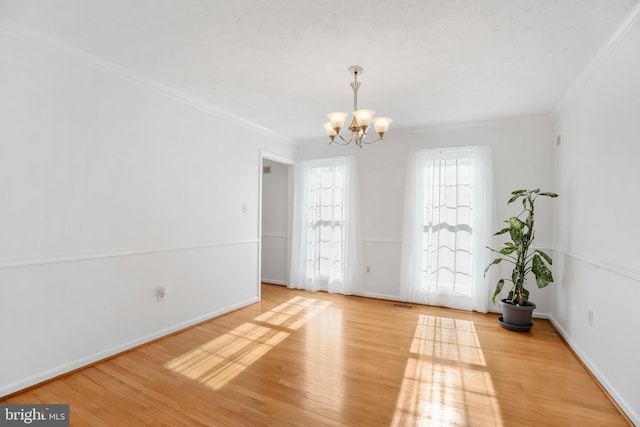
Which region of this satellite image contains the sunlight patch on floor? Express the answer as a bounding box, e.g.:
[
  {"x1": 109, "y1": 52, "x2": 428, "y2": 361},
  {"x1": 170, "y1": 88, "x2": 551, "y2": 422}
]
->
[
  {"x1": 165, "y1": 296, "x2": 331, "y2": 390},
  {"x1": 255, "y1": 296, "x2": 332, "y2": 330},
  {"x1": 302, "y1": 308, "x2": 346, "y2": 413},
  {"x1": 410, "y1": 314, "x2": 486, "y2": 366},
  {"x1": 392, "y1": 314, "x2": 503, "y2": 426},
  {"x1": 165, "y1": 323, "x2": 289, "y2": 390}
]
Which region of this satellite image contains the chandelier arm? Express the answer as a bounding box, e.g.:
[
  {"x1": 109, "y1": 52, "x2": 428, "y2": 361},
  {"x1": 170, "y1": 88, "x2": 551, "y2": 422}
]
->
[
  {"x1": 337, "y1": 133, "x2": 354, "y2": 144},
  {"x1": 330, "y1": 137, "x2": 353, "y2": 146},
  {"x1": 359, "y1": 137, "x2": 383, "y2": 145}
]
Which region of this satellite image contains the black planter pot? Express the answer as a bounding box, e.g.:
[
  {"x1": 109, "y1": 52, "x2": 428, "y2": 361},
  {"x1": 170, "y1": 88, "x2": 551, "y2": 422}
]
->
[{"x1": 498, "y1": 299, "x2": 536, "y2": 332}]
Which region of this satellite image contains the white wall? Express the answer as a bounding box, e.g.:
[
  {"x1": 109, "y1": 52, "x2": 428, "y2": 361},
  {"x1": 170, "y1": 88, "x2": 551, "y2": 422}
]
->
[
  {"x1": 552, "y1": 7, "x2": 640, "y2": 423},
  {"x1": 261, "y1": 159, "x2": 290, "y2": 285},
  {"x1": 298, "y1": 115, "x2": 556, "y2": 313},
  {"x1": 0, "y1": 22, "x2": 295, "y2": 396}
]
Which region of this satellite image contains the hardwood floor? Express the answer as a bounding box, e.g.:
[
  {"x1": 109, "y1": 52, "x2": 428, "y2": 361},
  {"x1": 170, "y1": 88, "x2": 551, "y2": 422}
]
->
[{"x1": 2, "y1": 284, "x2": 629, "y2": 426}]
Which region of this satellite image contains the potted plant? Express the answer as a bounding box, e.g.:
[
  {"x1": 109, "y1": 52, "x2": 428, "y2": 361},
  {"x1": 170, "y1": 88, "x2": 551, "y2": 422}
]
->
[{"x1": 485, "y1": 189, "x2": 558, "y2": 331}]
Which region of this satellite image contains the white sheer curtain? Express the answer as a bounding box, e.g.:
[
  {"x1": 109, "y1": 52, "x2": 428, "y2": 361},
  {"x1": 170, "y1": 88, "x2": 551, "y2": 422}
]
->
[
  {"x1": 289, "y1": 156, "x2": 362, "y2": 295},
  {"x1": 400, "y1": 146, "x2": 495, "y2": 312}
]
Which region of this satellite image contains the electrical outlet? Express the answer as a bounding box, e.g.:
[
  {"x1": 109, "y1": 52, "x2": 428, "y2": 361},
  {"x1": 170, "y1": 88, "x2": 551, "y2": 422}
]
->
[
  {"x1": 366, "y1": 266, "x2": 372, "y2": 273},
  {"x1": 242, "y1": 203, "x2": 247, "y2": 214},
  {"x1": 587, "y1": 309, "x2": 594, "y2": 326}
]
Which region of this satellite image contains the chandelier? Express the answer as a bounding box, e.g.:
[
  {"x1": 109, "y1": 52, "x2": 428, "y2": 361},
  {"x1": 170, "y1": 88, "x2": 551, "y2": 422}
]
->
[{"x1": 323, "y1": 66, "x2": 392, "y2": 147}]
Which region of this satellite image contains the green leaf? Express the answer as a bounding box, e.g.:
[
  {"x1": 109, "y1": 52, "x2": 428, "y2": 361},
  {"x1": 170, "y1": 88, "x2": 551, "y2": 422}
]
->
[
  {"x1": 508, "y1": 194, "x2": 522, "y2": 204},
  {"x1": 509, "y1": 216, "x2": 524, "y2": 229},
  {"x1": 508, "y1": 217, "x2": 524, "y2": 243},
  {"x1": 536, "y1": 249, "x2": 553, "y2": 265},
  {"x1": 531, "y1": 189, "x2": 540, "y2": 193},
  {"x1": 492, "y1": 279, "x2": 504, "y2": 304},
  {"x1": 494, "y1": 227, "x2": 510, "y2": 236},
  {"x1": 532, "y1": 254, "x2": 554, "y2": 288},
  {"x1": 499, "y1": 247, "x2": 516, "y2": 255},
  {"x1": 539, "y1": 192, "x2": 559, "y2": 198},
  {"x1": 511, "y1": 189, "x2": 526, "y2": 195},
  {"x1": 484, "y1": 258, "x2": 502, "y2": 274}
]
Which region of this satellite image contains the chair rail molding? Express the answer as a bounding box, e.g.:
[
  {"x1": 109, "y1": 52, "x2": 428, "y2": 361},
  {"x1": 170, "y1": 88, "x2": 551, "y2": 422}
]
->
[{"x1": 0, "y1": 239, "x2": 260, "y2": 270}]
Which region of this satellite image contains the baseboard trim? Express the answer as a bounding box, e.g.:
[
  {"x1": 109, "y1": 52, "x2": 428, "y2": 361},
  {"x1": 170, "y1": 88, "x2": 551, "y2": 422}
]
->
[
  {"x1": 361, "y1": 291, "x2": 404, "y2": 302},
  {"x1": 0, "y1": 296, "x2": 259, "y2": 398},
  {"x1": 549, "y1": 316, "x2": 638, "y2": 426},
  {"x1": 261, "y1": 279, "x2": 287, "y2": 286},
  {"x1": 532, "y1": 311, "x2": 550, "y2": 320},
  {"x1": 486, "y1": 308, "x2": 550, "y2": 319}
]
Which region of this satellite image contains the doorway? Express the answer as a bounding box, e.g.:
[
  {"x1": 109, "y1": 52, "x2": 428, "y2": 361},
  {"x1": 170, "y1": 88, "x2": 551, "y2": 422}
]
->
[{"x1": 259, "y1": 153, "x2": 293, "y2": 287}]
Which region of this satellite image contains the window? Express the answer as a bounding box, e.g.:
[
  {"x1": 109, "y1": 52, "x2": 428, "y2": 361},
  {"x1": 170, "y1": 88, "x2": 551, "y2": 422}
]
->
[
  {"x1": 290, "y1": 157, "x2": 361, "y2": 295},
  {"x1": 422, "y1": 154, "x2": 474, "y2": 296},
  {"x1": 305, "y1": 162, "x2": 345, "y2": 281},
  {"x1": 401, "y1": 147, "x2": 494, "y2": 312}
]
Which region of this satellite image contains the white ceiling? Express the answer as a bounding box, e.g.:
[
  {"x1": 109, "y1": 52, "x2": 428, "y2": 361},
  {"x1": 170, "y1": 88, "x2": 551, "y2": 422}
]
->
[{"x1": 1, "y1": 0, "x2": 637, "y2": 141}]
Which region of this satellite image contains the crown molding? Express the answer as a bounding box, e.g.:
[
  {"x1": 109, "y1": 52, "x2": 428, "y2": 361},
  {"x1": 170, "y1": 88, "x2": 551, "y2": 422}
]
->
[
  {"x1": 555, "y1": 1, "x2": 640, "y2": 111},
  {"x1": 0, "y1": 18, "x2": 293, "y2": 144},
  {"x1": 393, "y1": 113, "x2": 553, "y2": 136}
]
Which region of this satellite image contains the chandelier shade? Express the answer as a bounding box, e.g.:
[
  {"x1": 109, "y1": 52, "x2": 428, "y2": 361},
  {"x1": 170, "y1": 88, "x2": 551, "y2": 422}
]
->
[
  {"x1": 372, "y1": 116, "x2": 393, "y2": 135},
  {"x1": 323, "y1": 66, "x2": 392, "y2": 147},
  {"x1": 326, "y1": 112, "x2": 349, "y2": 130},
  {"x1": 322, "y1": 121, "x2": 338, "y2": 137}
]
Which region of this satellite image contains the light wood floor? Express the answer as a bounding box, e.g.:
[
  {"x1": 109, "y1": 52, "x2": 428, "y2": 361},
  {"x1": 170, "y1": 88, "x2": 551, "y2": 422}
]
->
[{"x1": 3, "y1": 284, "x2": 629, "y2": 426}]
